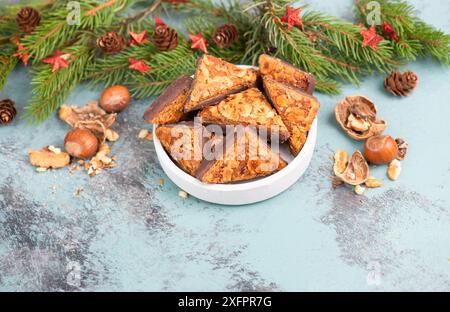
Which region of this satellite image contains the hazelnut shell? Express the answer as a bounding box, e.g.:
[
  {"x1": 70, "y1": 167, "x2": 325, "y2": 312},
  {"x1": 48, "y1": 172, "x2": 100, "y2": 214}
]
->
[
  {"x1": 99, "y1": 85, "x2": 131, "y2": 113},
  {"x1": 335, "y1": 95, "x2": 386, "y2": 140},
  {"x1": 64, "y1": 128, "x2": 99, "y2": 159},
  {"x1": 364, "y1": 135, "x2": 398, "y2": 164}
]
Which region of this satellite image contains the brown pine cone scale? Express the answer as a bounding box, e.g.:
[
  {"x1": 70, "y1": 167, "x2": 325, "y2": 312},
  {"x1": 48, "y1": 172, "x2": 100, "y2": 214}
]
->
[
  {"x1": 0, "y1": 99, "x2": 17, "y2": 125},
  {"x1": 16, "y1": 7, "x2": 41, "y2": 34},
  {"x1": 212, "y1": 24, "x2": 238, "y2": 48},
  {"x1": 384, "y1": 70, "x2": 418, "y2": 97},
  {"x1": 97, "y1": 32, "x2": 126, "y2": 54},
  {"x1": 152, "y1": 25, "x2": 178, "y2": 52}
]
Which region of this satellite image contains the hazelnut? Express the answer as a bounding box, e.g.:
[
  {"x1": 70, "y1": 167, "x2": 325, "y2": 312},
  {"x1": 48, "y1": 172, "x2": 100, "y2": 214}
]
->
[
  {"x1": 64, "y1": 128, "x2": 99, "y2": 159},
  {"x1": 364, "y1": 135, "x2": 398, "y2": 164},
  {"x1": 99, "y1": 85, "x2": 131, "y2": 113}
]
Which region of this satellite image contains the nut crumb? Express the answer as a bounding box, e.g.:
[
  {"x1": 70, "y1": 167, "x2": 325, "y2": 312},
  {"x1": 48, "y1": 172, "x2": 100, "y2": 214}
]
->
[
  {"x1": 159, "y1": 178, "x2": 165, "y2": 186},
  {"x1": 105, "y1": 129, "x2": 119, "y2": 142},
  {"x1": 354, "y1": 184, "x2": 365, "y2": 195},
  {"x1": 74, "y1": 187, "x2": 84, "y2": 196},
  {"x1": 69, "y1": 164, "x2": 80, "y2": 174},
  {"x1": 36, "y1": 167, "x2": 48, "y2": 172},
  {"x1": 387, "y1": 159, "x2": 401, "y2": 180},
  {"x1": 178, "y1": 190, "x2": 188, "y2": 199},
  {"x1": 365, "y1": 175, "x2": 383, "y2": 188},
  {"x1": 48, "y1": 145, "x2": 61, "y2": 154},
  {"x1": 138, "y1": 129, "x2": 149, "y2": 139},
  {"x1": 146, "y1": 133, "x2": 153, "y2": 141}
]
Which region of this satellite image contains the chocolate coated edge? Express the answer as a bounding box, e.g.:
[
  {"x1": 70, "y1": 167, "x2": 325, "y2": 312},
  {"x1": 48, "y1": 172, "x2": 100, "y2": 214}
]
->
[
  {"x1": 262, "y1": 76, "x2": 319, "y2": 104},
  {"x1": 259, "y1": 54, "x2": 317, "y2": 94},
  {"x1": 143, "y1": 75, "x2": 193, "y2": 123}
]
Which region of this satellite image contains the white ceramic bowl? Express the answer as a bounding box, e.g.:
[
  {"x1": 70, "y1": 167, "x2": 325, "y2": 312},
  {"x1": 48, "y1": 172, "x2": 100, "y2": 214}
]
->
[
  {"x1": 153, "y1": 119, "x2": 317, "y2": 205},
  {"x1": 152, "y1": 65, "x2": 318, "y2": 205}
]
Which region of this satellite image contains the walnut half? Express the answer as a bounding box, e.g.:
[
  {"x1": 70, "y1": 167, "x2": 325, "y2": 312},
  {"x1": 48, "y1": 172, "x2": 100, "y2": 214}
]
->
[
  {"x1": 335, "y1": 95, "x2": 386, "y2": 140},
  {"x1": 28, "y1": 146, "x2": 71, "y2": 169}
]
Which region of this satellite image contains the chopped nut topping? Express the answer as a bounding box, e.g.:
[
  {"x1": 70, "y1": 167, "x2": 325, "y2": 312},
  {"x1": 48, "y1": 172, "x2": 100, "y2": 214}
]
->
[{"x1": 387, "y1": 159, "x2": 401, "y2": 180}]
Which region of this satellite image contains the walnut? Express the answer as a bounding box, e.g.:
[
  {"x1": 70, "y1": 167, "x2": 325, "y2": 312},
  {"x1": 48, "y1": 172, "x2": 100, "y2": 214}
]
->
[
  {"x1": 28, "y1": 146, "x2": 71, "y2": 169},
  {"x1": 59, "y1": 101, "x2": 117, "y2": 143},
  {"x1": 395, "y1": 137, "x2": 408, "y2": 160},
  {"x1": 339, "y1": 150, "x2": 369, "y2": 185},
  {"x1": 335, "y1": 96, "x2": 386, "y2": 140}
]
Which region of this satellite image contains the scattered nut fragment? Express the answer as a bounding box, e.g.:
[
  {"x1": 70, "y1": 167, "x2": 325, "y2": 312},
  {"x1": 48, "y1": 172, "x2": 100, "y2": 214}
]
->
[
  {"x1": 395, "y1": 138, "x2": 408, "y2": 160},
  {"x1": 84, "y1": 143, "x2": 116, "y2": 177},
  {"x1": 178, "y1": 190, "x2": 188, "y2": 199},
  {"x1": 365, "y1": 175, "x2": 383, "y2": 188},
  {"x1": 333, "y1": 149, "x2": 348, "y2": 176},
  {"x1": 105, "y1": 128, "x2": 119, "y2": 142},
  {"x1": 138, "y1": 129, "x2": 149, "y2": 139},
  {"x1": 159, "y1": 178, "x2": 165, "y2": 186},
  {"x1": 354, "y1": 184, "x2": 365, "y2": 195},
  {"x1": 36, "y1": 167, "x2": 48, "y2": 172},
  {"x1": 146, "y1": 132, "x2": 153, "y2": 141},
  {"x1": 331, "y1": 176, "x2": 343, "y2": 189},
  {"x1": 387, "y1": 159, "x2": 401, "y2": 180},
  {"x1": 74, "y1": 187, "x2": 84, "y2": 196},
  {"x1": 69, "y1": 164, "x2": 80, "y2": 174},
  {"x1": 29, "y1": 146, "x2": 71, "y2": 169}
]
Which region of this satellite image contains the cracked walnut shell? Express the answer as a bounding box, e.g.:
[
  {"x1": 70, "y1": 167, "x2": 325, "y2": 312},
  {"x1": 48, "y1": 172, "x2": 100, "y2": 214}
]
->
[
  {"x1": 339, "y1": 150, "x2": 369, "y2": 186},
  {"x1": 335, "y1": 95, "x2": 386, "y2": 140}
]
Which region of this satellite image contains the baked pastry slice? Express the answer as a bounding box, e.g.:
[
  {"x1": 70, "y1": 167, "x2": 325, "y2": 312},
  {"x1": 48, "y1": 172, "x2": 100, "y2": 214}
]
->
[
  {"x1": 259, "y1": 54, "x2": 316, "y2": 94},
  {"x1": 184, "y1": 55, "x2": 258, "y2": 112},
  {"x1": 155, "y1": 122, "x2": 206, "y2": 176},
  {"x1": 198, "y1": 88, "x2": 290, "y2": 142},
  {"x1": 143, "y1": 75, "x2": 193, "y2": 124},
  {"x1": 263, "y1": 76, "x2": 320, "y2": 156},
  {"x1": 196, "y1": 127, "x2": 287, "y2": 184}
]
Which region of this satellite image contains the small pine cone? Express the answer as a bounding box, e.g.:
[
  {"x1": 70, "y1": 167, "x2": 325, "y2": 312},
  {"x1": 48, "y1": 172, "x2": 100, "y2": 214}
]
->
[
  {"x1": 152, "y1": 25, "x2": 178, "y2": 52},
  {"x1": 97, "y1": 32, "x2": 126, "y2": 54},
  {"x1": 212, "y1": 24, "x2": 238, "y2": 48},
  {"x1": 16, "y1": 7, "x2": 41, "y2": 34},
  {"x1": 0, "y1": 99, "x2": 17, "y2": 125},
  {"x1": 384, "y1": 70, "x2": 418, "y2": 96}
]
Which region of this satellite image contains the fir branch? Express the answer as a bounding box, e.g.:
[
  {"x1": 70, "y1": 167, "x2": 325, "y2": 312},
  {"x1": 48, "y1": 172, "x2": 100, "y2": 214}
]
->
[
  {"x1": 24, "y1": 43, "x2": 95, "y2": 123},
  {"x1": 0, "y1": 44, "x2": 18, "y2": 91},
  {"x1": 355, "y1": 0, "x2": 450, "y2": 64}
]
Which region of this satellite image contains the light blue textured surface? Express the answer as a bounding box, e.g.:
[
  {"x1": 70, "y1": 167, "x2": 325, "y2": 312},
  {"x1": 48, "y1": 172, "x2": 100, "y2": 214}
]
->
[{"x1": 0, "y1": 0, "x2": 449, "y2": 291}]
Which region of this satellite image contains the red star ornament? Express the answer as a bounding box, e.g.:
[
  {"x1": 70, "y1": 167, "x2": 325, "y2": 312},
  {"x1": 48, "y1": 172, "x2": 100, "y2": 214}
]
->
[
  {"x1": 381, "y1": 21, "x2": 399, "y2": 42},
  {"x1": 128, "y1": 58, "x2": 152, "y2": 75},
  {"x1": 129, "y1": 30, "x2": 149, "y2": 45},
  {"x1": 155, "y1": 16, "x2": 166, "y2": 27},
  {"x1": 43, "y1": 50, "x2": 72, "y2": 72},
  {"x1": 189, "y1": 33, "x2": 208, "y2": 53},
  {"x1": 281, "y1": 5, "x2": 304, "y2": 31},
  {"x1": 360, "y1": 25, "x2": 384, "y2": 49},
  {"x1": 12, "y1": 41, "x2": 29, "y2": 66}
]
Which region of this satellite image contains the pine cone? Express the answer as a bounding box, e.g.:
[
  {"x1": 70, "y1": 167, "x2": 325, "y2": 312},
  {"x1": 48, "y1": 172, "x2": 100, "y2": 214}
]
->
[
  {"x1": 384, "y1": 70, "x2": 418, "y2": 96},
  {"x1": 16, "y1": 7, "x2": 41, "y2": 34},
  {"x1": 0, "y1": 99, "x2": 17, "y2": 125},
  {"x1": 212, "y1": 24, "x2": 238, "y2": 48},
  {"x1": 152, "y1": 25, "x2": 178, "y2": 52},
  {"x1": 97, "y1": 32, "x2": 126, "y2": 54}
]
